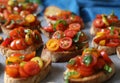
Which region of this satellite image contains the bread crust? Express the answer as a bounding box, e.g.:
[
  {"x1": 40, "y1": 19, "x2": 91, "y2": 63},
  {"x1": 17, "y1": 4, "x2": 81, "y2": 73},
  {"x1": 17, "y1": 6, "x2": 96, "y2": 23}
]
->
[
  {"x1": 90, "y1": 23, "x2": 100, "y2": 36},
  {"x1": 91, "y1": 37, "x2": 116, "y2": 55},
  {"x1": 41, "y1": 45, "x2": 88, "y2": 62},
  {"x1": 0, "y1": 42, "x2": 43, "y2": 57},
  {"x1": 116, "y1": 46, "x2": 120, "y2": 59},
  {"x1": 4, "y1": 59, "x2": 51, "y2": 83},
  {"x1": 67, "y1": 63, "x2": 115, "y2": 83}
]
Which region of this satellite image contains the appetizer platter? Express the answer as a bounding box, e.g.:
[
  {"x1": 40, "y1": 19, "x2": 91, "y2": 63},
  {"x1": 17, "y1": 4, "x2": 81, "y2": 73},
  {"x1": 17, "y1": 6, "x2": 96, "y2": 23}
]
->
[{"x1": 0, "y1": 3, "x2": 120, "y2": 83}]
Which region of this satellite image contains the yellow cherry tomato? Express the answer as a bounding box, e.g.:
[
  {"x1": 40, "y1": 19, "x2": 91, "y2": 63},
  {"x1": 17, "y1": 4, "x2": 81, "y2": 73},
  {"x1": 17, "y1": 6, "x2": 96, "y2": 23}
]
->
[
  {"x1": 6, "y1": 56, "x2": 22, "y2": 65},
  {"x1": 25, "y1": 33, "x2": 33, "y2": 45},
  {"x1": 25, "y1": 14, "x2": 35, "y2": 23},
  {"x1": 99, "y1": 40, "x2": 106, "y2": 46},
  {"x1": 46, "y1": 39, "x2": 59, "y2": 51},
  {"x1": 96, "y1": 32, "x2": 105, "y2": 37}
]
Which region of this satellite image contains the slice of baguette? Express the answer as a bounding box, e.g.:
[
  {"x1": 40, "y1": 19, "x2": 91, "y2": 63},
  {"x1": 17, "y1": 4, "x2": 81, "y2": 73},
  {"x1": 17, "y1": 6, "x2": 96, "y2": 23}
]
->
[
  {"x1": 66, "y1": 63, "x2": 115, "y2": 83},
  {"x1": 4, "y1": 59, "x2": 51, "y2": 83},
  {"x1": 90, "y1": 23, "x2": 100, "y2": 36},
  {"x1": 0, "y1": 42, "x2": 43, "y2": 58},
  {"x1": 44, "y1": 6, "x2": 62, "y2": 24},
  {"x1": 116, "y1": 46, "x2": 120, "y2": 59},
  {"x1": 41, "y1": 44, "x2": 88, "y2": 62},
  {"x1": 39, "y1": 28, "x2": 52, "y2": 39},
  {"x1": 91, "y1": 37, "x2": 116, "y2": 55}
]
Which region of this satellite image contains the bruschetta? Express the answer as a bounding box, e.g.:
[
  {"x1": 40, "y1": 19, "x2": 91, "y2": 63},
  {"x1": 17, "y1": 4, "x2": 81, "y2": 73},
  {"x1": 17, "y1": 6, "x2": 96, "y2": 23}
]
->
[
  {"x1": 1, "y1": 13, "x2": 41, "y2": 35},
  {"x1": 64, "y1": 47, "x2": 115, "y2": 83},
  {"x1": 41, "y1": 6, "x2": 84, "y2": 38},
  {"x1": 4, "y1": 52, "x2": 51, "y2": 83},
  {"x1": 90, "y1": 12, "x2": 119, "y2": 36},
  {"x1": 0, "y1": 27, "x2": 43, "y2": 57},
  {"x1": 41, "y1": 30, "x2": 88, "y2": 62},
  {"x1": 92, "y1": 27, "x2": 120, "y2": 55}
]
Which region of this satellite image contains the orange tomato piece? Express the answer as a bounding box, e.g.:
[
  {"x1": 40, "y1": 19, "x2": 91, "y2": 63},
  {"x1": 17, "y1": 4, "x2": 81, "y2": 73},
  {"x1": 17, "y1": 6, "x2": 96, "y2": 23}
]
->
[
  {"x1": 6, "y1": 56, "x2": 22, "y2": 65},
  {"x1": 24, "y1": 51, "x2": 36, "y2": 61},
  {"x1": 68, "y1": 23, "x2": 81, "y2": 31},
  {"x1": 6, "y1": 64, "x2": 19, "y2": 78},
  {"x1": 23, "y1": 61, "x2": 40, "y2": 76},
  {"x1": 19, "y1": 66, "x2": 29, "y2": 78},
  {"x1": 46, "y1": 39, "x2": 59, "y2": 51},
  {"x1": 25, "y1": 14, "x2": 35, "y2": 23},
  {"x1": 15, "y1": 38, "x2": 27, "y2": 50}
]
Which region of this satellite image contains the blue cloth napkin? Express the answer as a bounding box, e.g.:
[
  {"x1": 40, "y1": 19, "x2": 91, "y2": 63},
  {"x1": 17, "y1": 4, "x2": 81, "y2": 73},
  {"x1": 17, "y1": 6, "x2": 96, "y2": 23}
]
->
[{"x1": 41, "y1": 0, "x2": 120, "y2": 23}]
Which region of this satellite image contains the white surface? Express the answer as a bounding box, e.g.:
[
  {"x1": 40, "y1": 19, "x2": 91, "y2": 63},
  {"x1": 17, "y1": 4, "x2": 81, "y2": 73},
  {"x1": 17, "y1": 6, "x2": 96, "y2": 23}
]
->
[{"x1": 0, "y1": 22, "x2": 120, "y2": 83}]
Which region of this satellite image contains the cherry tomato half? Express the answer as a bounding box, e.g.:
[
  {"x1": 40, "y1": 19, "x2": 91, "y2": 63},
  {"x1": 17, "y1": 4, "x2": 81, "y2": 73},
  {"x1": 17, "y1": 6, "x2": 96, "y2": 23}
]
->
[
  {"x1": 52, "y1": 30, "x2": 64, "y2": 39},
  {"x1": 43, "y1": 25, "x2": 54, "y2": 32},
  {"x1": 93, "y1": 18, "x2": 106, "y2": 28},
  {"x1": 68, "y1": 23, "x2": 81, "y2": 31},
  {"x1": 23, "y1": 61, "x2": 40, "y2": 76},
  {"x1": 77, "y1": 66, "x2": 94, "y2": 77},
  {"x1": 6, "y1": 64, "x2": 19, "y2": 78},
  {"x1": 59, "y1": 37, "x2": 72, "y2": 50},
  {"x1": 1, "y1": 37, "x2": 13, "y2": 47},
  {"x1": 80, "y1": 53, "x2": 97, "y2": 68},
  {"x1": 64, "y1": 30, "x2": 77, "y2": 38},
  {"x1": 100, "y1": 50, "x2": 112, "y2": 63},
  {"x1": 46, "y1": 39, "x2": 59, "y2": 51}
]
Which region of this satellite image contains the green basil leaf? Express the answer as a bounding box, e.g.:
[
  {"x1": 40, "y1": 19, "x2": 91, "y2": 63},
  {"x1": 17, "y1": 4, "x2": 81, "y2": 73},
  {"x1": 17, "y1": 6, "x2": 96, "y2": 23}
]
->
[
  {"x1": 68, "y1": 59, "x2": 75, "y2": 65},
  {"x1": 102, "y1": 14, "x2": 109, "y2": 26},
  {"x1": 64, "y1": 71, "x2": 78, "y2": 83},
  {"x1": 109, "y1": 26, "x2": 114, "y2": 35},
  {"x1": 83, "y1": 55, "x2": 93, "y2": 66},
  {"x1": 104, "y1": 64, "x2": 112, "y2": 73},
  {"x1": 53, "y1": 20, "x2": 67, "y2": 30},
  {"x1": 73, "y1": 31, "x2": 82, "y2": 43}
]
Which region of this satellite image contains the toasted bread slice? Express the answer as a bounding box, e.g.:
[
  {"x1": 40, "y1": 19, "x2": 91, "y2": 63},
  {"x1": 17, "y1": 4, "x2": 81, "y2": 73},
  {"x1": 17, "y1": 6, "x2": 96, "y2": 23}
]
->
[
  {"x1": 0, "y1": 42, "x2": 43, "y2": 58},
  {"x1": 44, "y1": 6, "x2": 62, "y2": 24},
  {"x1": 4, "y1": 59, "x2": 51, "y2": 83},
  {"x1": 91, "y1": 38, "x2": 116, "y2": 55},
  {"x1": 41, "y1": 43, "x2": 88, "y2": 62},
  {"x1": 116, "y1": 46, "x2": 120, "y2": 59},
  {"x1": 65, "y1": 63, "x2": 115, "y2": 83}
]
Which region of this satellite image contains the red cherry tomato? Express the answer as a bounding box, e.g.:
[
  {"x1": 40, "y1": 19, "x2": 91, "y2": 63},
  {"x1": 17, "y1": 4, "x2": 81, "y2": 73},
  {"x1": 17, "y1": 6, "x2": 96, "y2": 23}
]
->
[
  {"x1": 77, "y1": 66, "x2": 94, "y2": 77},
  {"x1": 1, "y1": 37, "x2": 13, "y2": 47},
  {"x1": 80, "y1": 53, "x2": 97, "y2": 68},
  {"x1": 56, "y1": 23, "x2": 66, "y2": 31},
  {"x1": 94, "y1": 36, "x2": 107, "y2": 44},
  {"x1": 100, "y1": 50, "x2": 112, "y2": 63},
  {"x1": 6, "y1": 64, "x2": 19, "y2": 78},
  {"x1": 19, "y1": 66, "x2": 29, "y2": 78},
  {"x1": 94, "y1": 58, "x2": 106, "y2": 70},
  {"x1": 64, "y1": 30, "x2": 77, "y2": 38},
  {"x1": 68, "y1": 23, "x2": 81, "y2": 31},
  {"x1": 24, "y1": 51, "x2": 36, "y2": 61},
  {"x1": 10, "y1": 39, "x2": 27, "y2": 50},
  {"x1": 15, "y1": 38, "x2": 27, "y2": 50},
  {"x1": 9, "y1": 27, "x2": 25, "y2": 39},
  {"x1": 93, "y1": 18, "x2": 106, "y2": 28},
  {"x1": 10, "y1": 39, "x2": 18, "y2": 50},
  {"x1": 52, "y1": 30, "x2": 64, "y2": 39},
  {"x1": 59, "y1": 37, "x2": 72, "y2": 50},
  {"x1": 108, "y1": 16, "x2": 118, "y2": 24},
  {"x1": 23, "y1": 61, "x2": 40, "y2": 76},
  {"x1": 96, "y1": 14, "x2": 102, "y2": 19},
  {"x1": 43, "y1": 26, "x2": 54, "y2": 32}
]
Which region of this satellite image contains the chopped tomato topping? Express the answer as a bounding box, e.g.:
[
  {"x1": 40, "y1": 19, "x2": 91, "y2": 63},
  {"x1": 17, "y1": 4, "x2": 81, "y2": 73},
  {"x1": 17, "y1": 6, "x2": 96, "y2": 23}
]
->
[{"x1": 59, "y1": 37, "x2": 72, "y2": 50}]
